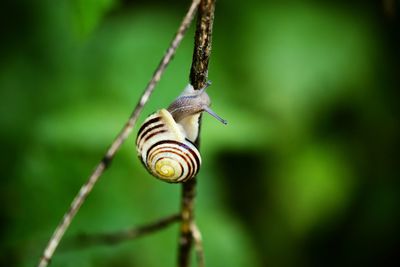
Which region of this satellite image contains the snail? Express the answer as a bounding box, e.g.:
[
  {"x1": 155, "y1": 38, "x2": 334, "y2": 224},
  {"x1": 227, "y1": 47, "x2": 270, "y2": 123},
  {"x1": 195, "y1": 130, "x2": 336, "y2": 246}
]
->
[{"x1": 136, "y1": 82, "x2": 227, "y2": 183}]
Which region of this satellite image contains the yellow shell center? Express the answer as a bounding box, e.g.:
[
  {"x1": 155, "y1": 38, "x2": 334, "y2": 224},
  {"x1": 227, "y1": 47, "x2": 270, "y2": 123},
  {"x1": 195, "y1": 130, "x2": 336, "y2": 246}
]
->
[{"x1": 155, "y1": 159, "x2": 175, "y2": 178}]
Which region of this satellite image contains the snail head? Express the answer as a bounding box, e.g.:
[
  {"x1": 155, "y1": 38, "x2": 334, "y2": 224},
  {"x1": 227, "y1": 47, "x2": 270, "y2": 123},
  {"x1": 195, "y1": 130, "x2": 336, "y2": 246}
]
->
[{"x1": 167, "y1": 82, "x2": 227, "y2": 125}]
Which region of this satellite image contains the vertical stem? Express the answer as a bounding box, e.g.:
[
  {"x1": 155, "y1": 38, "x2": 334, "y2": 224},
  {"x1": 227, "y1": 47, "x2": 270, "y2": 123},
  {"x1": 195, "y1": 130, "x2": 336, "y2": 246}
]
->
[
  {"x1": 190, "y1": 0, "x2": 216, "y2": 90},
  {"x1": 178, "y1": 1, "x2": 216, "y2": 266},
  {"x1": 178, "y1": 178, "x2": 197, "y2": 267}
]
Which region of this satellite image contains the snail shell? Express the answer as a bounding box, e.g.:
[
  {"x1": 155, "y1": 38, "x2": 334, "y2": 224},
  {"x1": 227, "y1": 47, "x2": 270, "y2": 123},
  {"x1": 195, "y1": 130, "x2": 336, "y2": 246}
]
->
[
  {"x1": 136, "y1": 83, "x2": 226, "y2": 183},
  {"x1": 136, "y1": 109, "x2": 201, "y2": 183}
]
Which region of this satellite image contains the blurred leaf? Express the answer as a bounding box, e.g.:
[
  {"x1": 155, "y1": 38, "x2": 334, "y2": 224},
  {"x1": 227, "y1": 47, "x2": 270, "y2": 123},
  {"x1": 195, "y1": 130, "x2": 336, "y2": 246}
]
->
[
  {"x1": 246, "y1": 3, "x2": 377, "y2": 128},
  {"x1": 72, "y1": 0, "x2": 119, "y2": 37},
  {"x1": 276, "y1": 143, "x2": 355, "y2": 236},
  {"x1": 35, "y1": 104, "x2": 128, "y2": 149},
  {"x1": 199, "y1": 211, "x2": 261, "y2": 267}
]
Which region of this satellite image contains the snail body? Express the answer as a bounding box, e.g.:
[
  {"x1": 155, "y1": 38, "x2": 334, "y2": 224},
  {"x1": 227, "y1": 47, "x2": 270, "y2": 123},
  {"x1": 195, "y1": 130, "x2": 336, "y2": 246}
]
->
[{"x1": 136, "y1": 83, "x2": 226, "y2": 183}]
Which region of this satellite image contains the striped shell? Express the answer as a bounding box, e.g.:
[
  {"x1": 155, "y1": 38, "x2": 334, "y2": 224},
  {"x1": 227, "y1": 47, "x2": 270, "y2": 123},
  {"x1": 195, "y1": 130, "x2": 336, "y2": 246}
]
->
[{"x1": 136, "y1": 109, "x2": 201, "y2": 183}]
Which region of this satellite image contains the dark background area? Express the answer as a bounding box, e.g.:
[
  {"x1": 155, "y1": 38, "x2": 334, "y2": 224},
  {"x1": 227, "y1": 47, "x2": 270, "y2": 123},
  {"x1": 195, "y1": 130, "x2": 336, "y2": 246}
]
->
[{"x1": 1, "y1": 0, "x2": 399, "y2": 266}]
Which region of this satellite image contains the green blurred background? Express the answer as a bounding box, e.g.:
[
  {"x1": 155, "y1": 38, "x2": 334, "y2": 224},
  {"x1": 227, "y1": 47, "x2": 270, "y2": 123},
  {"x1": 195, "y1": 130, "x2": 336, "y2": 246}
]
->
[{"x1": 1, "y1": 0, "x2": 399, "y2": 266}]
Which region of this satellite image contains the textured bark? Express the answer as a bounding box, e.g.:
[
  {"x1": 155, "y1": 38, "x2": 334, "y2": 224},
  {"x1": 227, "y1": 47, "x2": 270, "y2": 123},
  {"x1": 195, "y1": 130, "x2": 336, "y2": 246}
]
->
[{"x1": 190, "y1": 0, "x2": 216, "y2": 90}]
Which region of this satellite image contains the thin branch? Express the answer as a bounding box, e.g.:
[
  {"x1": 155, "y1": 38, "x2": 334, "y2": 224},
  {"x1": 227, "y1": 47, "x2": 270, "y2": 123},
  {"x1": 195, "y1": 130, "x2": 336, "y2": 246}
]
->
[
  {"x1": 37, "y1": 1, "x2": 200, "y2": 266},
  {"x1": 178, "y1": 1, "x2": 216, "y2": 267},
  {"x1": 191, "y1": 223, "x2": 205, "y2": 267},
  {"x1": 63, "y1": 214, "x2": 181, "y2": 250}
]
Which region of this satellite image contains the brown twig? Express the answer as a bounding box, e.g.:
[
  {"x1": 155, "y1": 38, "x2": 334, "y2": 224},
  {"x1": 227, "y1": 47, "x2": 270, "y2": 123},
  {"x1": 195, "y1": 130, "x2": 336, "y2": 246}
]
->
[
  {"x1": 63, "y1": 214, "x2": 181, "y2": 250},
  {"x1": 178, "y1": 1, "x2": 216, "y2": 267},
  {"x1": 37, "y1": 1, "x2": 200, "y2": 266},
  {"x1": 191, "y1": 223, "x2": 205, "y2": 267},
  {"x1": 178, "y1": 178, "x2": 197, "y2": 267},
  {"x1": 189, "y1": 0, "x2": 216, "y2": 91}
]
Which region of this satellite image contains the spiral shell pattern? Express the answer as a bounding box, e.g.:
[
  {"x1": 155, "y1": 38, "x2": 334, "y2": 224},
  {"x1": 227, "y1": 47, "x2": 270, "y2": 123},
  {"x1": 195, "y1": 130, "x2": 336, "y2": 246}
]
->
[{"x1": 136, "y1": 109, "x2": 201, "y2": 183}]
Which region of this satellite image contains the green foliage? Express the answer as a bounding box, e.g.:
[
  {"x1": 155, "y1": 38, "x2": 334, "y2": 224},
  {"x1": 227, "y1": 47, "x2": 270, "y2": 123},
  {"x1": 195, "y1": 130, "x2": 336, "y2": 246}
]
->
[
  {"x1": 1, "y1": 0, "x2": 398, "y2": 267},
  {"x1": 72, "y1": 0, "x2": 119, "y2": 38}
]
